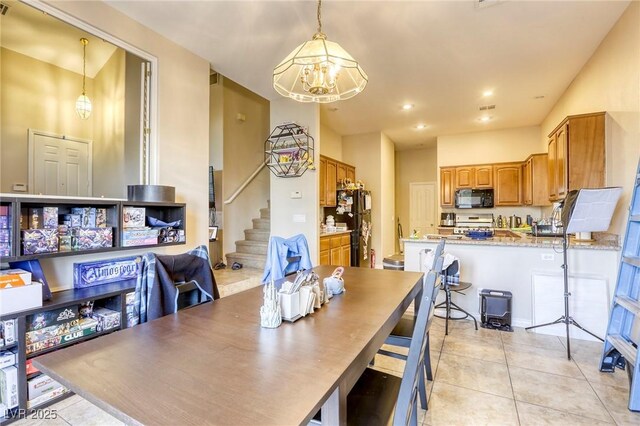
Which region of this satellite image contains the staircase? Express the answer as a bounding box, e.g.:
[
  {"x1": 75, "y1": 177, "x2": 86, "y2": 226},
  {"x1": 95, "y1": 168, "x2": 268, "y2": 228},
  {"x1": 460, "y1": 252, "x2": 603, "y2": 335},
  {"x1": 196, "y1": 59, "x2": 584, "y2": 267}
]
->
[{"x1": 225, "y1": 205, "x2": 270, "y2": 270}]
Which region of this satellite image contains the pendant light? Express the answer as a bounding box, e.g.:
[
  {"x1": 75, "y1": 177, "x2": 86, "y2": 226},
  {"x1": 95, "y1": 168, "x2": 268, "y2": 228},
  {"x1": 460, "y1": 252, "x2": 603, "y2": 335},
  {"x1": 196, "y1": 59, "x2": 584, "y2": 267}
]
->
[
  {"x1": 75, "y1": 37, "x2": 92, "y2": 119},
  {"x1": 273, "y1": 0, "x2": 368, "y2": 103}
]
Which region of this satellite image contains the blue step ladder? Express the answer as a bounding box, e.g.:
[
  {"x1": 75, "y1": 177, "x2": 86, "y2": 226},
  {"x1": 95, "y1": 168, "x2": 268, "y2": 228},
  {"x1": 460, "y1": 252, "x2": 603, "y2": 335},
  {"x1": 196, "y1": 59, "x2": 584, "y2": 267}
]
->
[{"x1": 600, "y1": 158, "x2": 640, "y2": 411}]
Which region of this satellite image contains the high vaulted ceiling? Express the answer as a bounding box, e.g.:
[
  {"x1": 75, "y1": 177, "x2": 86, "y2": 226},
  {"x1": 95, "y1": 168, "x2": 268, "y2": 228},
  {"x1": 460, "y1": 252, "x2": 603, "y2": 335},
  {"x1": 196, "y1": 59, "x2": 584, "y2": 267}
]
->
[
  {"x1": 2, "y1": 0, "x2": 118, "y2": 78},
  {"x1": 106, "y1": 0, "x2": 630, "y2": 149}
]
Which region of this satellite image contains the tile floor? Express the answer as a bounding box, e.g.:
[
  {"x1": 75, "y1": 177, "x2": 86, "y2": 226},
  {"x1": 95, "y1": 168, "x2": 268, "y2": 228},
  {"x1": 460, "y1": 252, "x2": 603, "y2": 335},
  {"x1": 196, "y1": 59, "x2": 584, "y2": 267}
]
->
[{"x1": 16, "y1": 313, "x2": 640, "y2": 425}]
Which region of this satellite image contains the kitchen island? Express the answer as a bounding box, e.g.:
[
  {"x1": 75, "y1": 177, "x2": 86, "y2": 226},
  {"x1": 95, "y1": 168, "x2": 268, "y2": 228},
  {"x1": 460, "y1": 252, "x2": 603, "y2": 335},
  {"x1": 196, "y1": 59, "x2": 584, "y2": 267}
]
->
[{"x1": 403, "y1": 235, "x2": 620, "y2": 341}]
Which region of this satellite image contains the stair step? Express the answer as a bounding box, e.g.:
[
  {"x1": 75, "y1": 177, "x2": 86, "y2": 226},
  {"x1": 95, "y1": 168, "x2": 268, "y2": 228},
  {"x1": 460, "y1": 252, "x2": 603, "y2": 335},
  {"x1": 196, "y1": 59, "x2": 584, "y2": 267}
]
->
[
  {"x1": 236, "y1": 240, "x2": 268, "y2": 255},
  {"x1": 225, "y1": 252, "x2": 267, "y2": 270},
  {"x1": 252, "y1": 218, "x2": 270, "y2": 230},
  {"x1": 607, "y1": 334, "x2": 637, "y2": 366},
  {"x1": 244, "y1": 229, "x2": 270, "y2": 242},
  {"x1": 260, "y1": 208, "x2": 270, "y2": 219},
  {"x1": 615, "y1": 295, "x2": 640, "y2": 317},
  {"x1": 623, "y1": 256, "x2": 640, "y2": 268}
]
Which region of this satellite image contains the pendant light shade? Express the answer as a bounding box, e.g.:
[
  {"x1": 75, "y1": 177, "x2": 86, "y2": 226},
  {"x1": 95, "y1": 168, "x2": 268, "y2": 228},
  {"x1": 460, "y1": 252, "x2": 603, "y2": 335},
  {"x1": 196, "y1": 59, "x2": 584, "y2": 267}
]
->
[
  {"x1": 76, "y1": 38, "x2": 92, "y2": 119},
  {"x1": 273, "y1": 0, "x2": 367, "y2": 103},
  {"x1": 75, "y1": 94, "x2": 92, "y2": 119}
]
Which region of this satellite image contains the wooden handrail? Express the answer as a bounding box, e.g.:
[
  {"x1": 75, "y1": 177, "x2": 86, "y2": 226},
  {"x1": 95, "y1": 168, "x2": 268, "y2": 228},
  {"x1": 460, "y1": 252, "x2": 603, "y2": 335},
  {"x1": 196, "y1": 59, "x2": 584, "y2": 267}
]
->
[{"x1": 224, "y1": 160, "x2": 267, "y2": 205}]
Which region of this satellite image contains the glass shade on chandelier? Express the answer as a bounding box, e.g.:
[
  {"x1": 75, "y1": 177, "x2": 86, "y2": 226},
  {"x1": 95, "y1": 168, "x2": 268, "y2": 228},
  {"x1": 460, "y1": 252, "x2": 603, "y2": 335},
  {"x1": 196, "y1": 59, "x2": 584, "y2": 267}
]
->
[
  {"x1": 272, "y1": 0, "x2": 367, "y2": 103},
  {"x1": 75, "y1": 93, "x2": 92, "y2": 120}
]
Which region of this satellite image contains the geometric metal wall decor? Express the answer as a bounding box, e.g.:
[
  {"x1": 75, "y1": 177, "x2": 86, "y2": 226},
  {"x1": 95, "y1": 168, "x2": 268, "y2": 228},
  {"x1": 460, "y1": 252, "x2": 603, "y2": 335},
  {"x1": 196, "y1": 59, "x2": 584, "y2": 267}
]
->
[{"x1": 265, "y1": 122, "x2": 315, "y2": 178}]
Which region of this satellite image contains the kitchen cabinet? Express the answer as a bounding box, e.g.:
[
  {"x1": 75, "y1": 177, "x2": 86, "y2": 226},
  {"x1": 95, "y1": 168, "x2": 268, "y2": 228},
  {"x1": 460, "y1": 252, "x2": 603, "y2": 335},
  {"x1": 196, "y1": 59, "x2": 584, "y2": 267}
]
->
[
  {"x1": 319, "y1": 155, "x2": 356, "y2": 206},
  {"x1": 475, "y1": 166, "x2": 493, "y2": 188},
  {"x1": 454, "y1": 165, "x2": 493, "y2": 189},
  {"x1": 346, "y1": 165, "x2": 356, "y2": 183},
  {"x1": 494, "y1": 163, "x2": 522, "y2": 206},
  {"x1": 337, "y1": 163, "x2": 347, "y2": 185},
  {"x1": 440, "y1": 167, "x2": 455, "y2": 207},
  {"x1": 320, "y1": 233, "x2": 351, "y2": 266},
  {"x1": 523, "y1": 154, "x2": 550, "y2": 206},
  {"x1": 319, "y1": 157, "x2": 327, "y2": 206},
  {"x1": 547, "y1": 112, "x2": 605, "y2": 201}
]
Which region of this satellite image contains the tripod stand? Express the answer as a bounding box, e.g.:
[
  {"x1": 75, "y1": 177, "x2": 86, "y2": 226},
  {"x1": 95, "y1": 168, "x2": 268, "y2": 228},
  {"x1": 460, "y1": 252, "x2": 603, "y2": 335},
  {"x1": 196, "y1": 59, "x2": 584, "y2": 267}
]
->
[{"x1": 526, "y1": 228, "x2": 602, "y2": 360}]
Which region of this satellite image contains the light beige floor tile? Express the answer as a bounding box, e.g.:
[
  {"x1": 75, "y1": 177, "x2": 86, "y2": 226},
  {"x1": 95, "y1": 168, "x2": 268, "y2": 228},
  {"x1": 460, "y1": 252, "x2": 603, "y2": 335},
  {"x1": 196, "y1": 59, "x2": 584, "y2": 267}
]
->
[
  {"x1": 436, "y1": 353, "x2": 512, "y2": 398},
  {"x1": 509, "y1": 365, "x2": 613, "y2": 422},
  {"x1": 57, "y1": 398, "x2": 124, "y2": 426},
  {"x1": 560, "y1": 338, "x2": 605, "y2": 363},
  {"x1": 501, "y1": 327, "x2": 565, "y2": 350},
  {"x1": 442, "y1": 335, "x2": 506, "y2": 364},
  {"x1": 424, "y1": 382, "x2": 518, "y2": 426},
  {"x1": 504, "y1": 343, "x2": 584, "y2": 378},
  {"x1": 13, "y1": 416, "x2": 70, "y2": 426},
  {"x1": 590, "y1": 382, "x2": 640, "y2": 426},
  {"x1": 48, "y1": 394, "x2": 83, "y2": 411},
  {"x1": 575, "y1": 358, "x2": 630, "y2": 389},
  {"x1": 516, "y1": 401, "x2": 614, "y2": 425}
]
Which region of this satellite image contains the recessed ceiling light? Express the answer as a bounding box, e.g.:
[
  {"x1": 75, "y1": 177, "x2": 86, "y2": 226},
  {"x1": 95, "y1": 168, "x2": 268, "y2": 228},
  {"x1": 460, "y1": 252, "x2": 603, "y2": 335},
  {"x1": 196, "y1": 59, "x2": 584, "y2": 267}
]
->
[
  {"x1": 402, "y1": 104, "x2": 414, "y2": 111},
  {"x1": 479, "y1": 116, "x2": 492, "y2": 123},
  {"x1": 482, "y1": 90, "x2": 494, "y2": 97},
  {"x1": 415, "y1": 123, "x2": 427, "y2": 130},
  {"x1": 534, "y1": 95, "x2": 545, "y2": 99}
]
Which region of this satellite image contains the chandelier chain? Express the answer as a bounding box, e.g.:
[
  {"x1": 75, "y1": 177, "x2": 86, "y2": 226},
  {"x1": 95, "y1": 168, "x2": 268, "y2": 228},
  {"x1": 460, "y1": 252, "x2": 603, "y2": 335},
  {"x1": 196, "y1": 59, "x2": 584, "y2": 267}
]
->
[
  {"x1": 81, "y1": 38, "x2": 87, "y2": 95},
  {"x1": 317, "y1": 0, "x2": 322, "y2": 34}
]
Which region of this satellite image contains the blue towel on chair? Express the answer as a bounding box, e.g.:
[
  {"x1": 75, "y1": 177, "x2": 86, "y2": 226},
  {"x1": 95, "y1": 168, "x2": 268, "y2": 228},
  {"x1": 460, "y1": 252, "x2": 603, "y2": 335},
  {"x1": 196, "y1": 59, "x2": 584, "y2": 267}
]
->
[{"x1": 262, "y1": 234, "x2": 313, "y2": 283}]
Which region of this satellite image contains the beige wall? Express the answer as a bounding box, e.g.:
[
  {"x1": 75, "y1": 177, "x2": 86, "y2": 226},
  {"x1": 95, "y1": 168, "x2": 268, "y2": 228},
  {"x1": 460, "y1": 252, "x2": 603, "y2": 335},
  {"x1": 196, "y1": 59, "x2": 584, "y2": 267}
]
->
[
  {"x1": 380, "y1": 133, "x2": 396, "y2": 259},
  {"x1": 343, "y1": 133, "x2": 382, "y2": 266},
  {"x1": 540, "y1": 1, "x2": 640, "y2": 237},
  {"x1": 93, "y1": 49, "x2": 125, "y2": 198},
  {"x1": 221, "y1": 77, "x2": 270, "y2": 258},
  {"x1": 395, "y1": 146, "x2": 438, "y2": 249},
  {"x1": 437, "y1": 126, "x2": 545, "y2": 219},
  {"x1": 0, "y1": 47, "x2": 94, "y2": 193},
  {"x1": 35, "y1": 0, "x2": 211, "y2": 291},
  {"x1": 270, "y1": 98, "x2": 320, "y2": 264},
  {"x1": 320, "y1": 124, "x2": 342, "y2": 160}
]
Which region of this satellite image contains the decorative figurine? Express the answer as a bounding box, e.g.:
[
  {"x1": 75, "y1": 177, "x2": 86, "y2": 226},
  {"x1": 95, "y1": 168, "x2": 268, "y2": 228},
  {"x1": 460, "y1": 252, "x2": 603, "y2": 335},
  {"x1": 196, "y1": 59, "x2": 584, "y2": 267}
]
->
[{"x1": 260, "y1": 279, "x2": 282, "y2": 328}]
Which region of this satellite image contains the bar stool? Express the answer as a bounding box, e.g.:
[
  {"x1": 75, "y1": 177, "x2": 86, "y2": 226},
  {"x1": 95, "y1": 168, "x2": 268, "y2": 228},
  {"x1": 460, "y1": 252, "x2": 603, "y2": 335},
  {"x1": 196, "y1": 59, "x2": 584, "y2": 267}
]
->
[{"x1": 434, "y1": 260, "x2": 478, "y2": 335}]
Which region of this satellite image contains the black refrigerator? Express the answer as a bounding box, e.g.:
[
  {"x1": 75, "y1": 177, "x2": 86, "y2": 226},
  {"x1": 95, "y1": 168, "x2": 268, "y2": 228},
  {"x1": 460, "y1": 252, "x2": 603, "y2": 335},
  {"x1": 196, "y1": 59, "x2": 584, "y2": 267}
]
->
[{"x1": 325, "y1": 189, "x2": 372, "y2": 267}]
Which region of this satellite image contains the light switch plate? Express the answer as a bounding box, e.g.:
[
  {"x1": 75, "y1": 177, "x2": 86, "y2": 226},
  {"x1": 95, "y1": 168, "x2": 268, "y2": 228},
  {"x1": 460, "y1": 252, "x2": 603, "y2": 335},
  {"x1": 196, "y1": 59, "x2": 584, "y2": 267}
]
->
[
  {"x1": 290, "y1": 191, "x2": 302, "y2": 199},
  {"x1": 293, "y1": 214, "x2": 306, "y2": 223},
  {"x1": 541, "y1": 253, "x2": 554, "y2": 261}
]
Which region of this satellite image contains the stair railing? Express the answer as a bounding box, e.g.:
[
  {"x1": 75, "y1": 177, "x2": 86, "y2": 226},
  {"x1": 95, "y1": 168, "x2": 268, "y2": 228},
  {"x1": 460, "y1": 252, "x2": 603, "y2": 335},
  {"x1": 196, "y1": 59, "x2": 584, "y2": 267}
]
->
[{"x1": 224, "y1": 160, "x2": 267, "y2": 205}]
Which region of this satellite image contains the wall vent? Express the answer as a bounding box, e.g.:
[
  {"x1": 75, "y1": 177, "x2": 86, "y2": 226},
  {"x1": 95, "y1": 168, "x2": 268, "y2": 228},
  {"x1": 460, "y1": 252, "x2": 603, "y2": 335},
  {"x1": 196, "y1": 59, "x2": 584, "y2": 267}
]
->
[
  {"x1": 0, "y1": 3, "x2": 10, "y2": 15},
  {"x1": 479, "y1": 105, "x2": 496, "y2": 111}
]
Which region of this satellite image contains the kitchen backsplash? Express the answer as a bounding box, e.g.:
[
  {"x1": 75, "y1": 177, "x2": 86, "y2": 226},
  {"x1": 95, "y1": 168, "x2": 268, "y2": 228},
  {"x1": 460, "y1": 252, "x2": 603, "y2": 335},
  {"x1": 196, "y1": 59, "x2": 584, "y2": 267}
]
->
[{"x1": 441, "y1": 206, "x2": 546, "y2": 222}]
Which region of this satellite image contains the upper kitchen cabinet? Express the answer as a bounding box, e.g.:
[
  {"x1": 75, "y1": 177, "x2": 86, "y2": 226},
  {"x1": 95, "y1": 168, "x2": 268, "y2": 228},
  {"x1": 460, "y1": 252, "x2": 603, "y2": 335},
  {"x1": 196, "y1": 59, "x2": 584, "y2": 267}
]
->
[
  {"x1": 454, "y1": 165, "x2": 493, "y2": 189},
  {"x1": 494, "y1": 163, "x2": 522, "y2": 206},
  {"x1": 547, "y1": 112, "x2": 605, "y2": 201},
  {"x1": 440, "y1": 167, "x2": 456, "y2": 207},
  {"x1": 319, "y1": 155, "x2": 356, "y2": 207},
  {"x1": 523, "y1": 154, "x2": 550, "y2": 206},
  {"x1": 475, "y1": 166, "x2": 494, "y2": 188},
  {"x1": 319, "y1": 157, "x2": 327, "y2": 206}
]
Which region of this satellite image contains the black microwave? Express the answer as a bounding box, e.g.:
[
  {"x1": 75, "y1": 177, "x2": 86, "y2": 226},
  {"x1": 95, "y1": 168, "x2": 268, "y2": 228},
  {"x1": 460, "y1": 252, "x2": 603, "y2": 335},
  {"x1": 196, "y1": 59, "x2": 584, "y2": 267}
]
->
[{"x1": 455, "y1": 189, "x2": 494, "y2": 209}]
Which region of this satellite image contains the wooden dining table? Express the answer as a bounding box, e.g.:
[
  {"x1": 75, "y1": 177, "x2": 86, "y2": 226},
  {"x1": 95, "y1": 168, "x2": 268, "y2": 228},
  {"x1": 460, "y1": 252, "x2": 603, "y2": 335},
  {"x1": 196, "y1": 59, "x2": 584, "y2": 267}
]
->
[{"x1": 34, "y1": 265, "x2": 424, "y2": 425}]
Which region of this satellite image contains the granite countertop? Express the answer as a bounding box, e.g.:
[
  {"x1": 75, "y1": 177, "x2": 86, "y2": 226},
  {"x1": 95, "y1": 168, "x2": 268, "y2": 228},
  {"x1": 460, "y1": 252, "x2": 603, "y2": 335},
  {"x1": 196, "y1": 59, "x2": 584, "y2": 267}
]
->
[
  {"x1": 320, "y1": 230, "x2": 353, "y2": 237},
  {"x1": 402, "y1": 233, "x2": 620, "y2": 251}
]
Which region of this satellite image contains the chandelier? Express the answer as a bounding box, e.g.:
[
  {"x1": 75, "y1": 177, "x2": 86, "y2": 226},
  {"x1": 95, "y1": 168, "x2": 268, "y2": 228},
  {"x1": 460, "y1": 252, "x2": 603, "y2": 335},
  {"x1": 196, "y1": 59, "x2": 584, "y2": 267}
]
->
[
  {"x1": 273, "y1": 0, "x2": 368, "y2": 103},
  {"x1": 75, "y1": 37, "x2": 92, "y2": 119}
]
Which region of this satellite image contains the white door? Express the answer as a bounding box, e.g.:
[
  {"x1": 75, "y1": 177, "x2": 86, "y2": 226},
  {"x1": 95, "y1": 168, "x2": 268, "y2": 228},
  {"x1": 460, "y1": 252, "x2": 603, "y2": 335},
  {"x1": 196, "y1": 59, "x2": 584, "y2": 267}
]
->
[
  {"x1": 29, "y1": 130, "x2": 92, "y2": 196},
  {"x1": 409, "y1": 182, "x2": 437, "y2": 237}
]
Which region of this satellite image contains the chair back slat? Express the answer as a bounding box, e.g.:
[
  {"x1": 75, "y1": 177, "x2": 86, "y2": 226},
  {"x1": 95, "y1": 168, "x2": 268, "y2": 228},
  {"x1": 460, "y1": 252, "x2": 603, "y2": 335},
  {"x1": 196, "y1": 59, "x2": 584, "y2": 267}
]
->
[{"x1": 393, "y1": 271, "x2": 438, "y2": 426}]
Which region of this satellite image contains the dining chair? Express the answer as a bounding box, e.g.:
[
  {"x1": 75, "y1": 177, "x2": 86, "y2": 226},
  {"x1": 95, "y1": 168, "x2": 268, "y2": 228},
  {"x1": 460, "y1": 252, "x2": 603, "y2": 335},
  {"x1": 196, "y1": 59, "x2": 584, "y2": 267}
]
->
[
  {"x1": 134, "y1": 245, "x2": 220, "y2": 323},
  {"x1": 347, "y1": 270, "x2": 439, "y2": 425},
  {"x1": 377, "y1": 239, "x2": 446, "y2": 409},
  {"x1": 262, "y1": 234, "x2": 313, "y2": 283}
]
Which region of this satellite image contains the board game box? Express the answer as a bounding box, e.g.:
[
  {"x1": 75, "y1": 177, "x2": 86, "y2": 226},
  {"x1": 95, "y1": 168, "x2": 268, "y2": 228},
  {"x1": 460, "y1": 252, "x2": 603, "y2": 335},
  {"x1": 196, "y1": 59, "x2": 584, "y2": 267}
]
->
[
  {"x1": 71, "y1": 227, "x2": 113, "y2": 250},
  {"x1": 122, "y1": 207, "x2": 146, "y2": 228},
  {"x1": 22, "y1": 229, "x2": 59, "y2": 255},
  {"x1": 73, "y1": 256, "x2": 141, "y2": 288},
  {"x1": 92, "y1": 308, "x2": 120, "y2": 331},
  {"x1": 27, "y1": 306, "x2": 78, "y2": 332}
]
